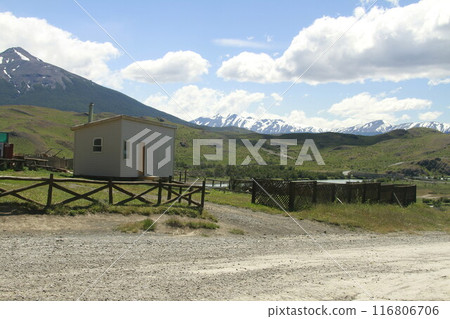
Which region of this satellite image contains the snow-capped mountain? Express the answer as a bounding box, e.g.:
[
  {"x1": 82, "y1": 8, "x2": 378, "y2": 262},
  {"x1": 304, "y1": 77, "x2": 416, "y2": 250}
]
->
[
  {"x1": 0, "y1": 47, "x2": 70, "y2": 92},
  {"x1": 333, "y1": 120, "x2": 450, "y2": 135},
  {"x1": 193, "y1": 114, "x2": 322, "y2": 134},
  {"x1": 0, "y1": 47, "x2": 186, "y2": 124},
  {"x1": 192, "y1": 114, "x2": 450, "y2": 135},
  {"x1": 332, "y1": 120, "x2": 393, "y2": 135}
]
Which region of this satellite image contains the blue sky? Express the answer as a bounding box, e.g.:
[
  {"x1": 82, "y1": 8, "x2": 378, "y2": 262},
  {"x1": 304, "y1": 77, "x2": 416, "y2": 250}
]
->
[{"x1": 0, "y1": 0, "x2": 449, "y2": 128}]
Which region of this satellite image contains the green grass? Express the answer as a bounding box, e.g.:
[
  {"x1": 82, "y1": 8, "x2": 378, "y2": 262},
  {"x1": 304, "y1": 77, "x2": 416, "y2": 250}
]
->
[
  {"x1": 293, "y1": 203, "x2": 450, "y2": 233},
  {"x1": 413, "y1": 180, "x2": 450, "y2": 198},
  {"x1": 206, "y1": 189, "x2": 450, "y2": 233},
  {"x1": 116, "y1": 218, "x2": 156, "y2": 233},
  {"x1": 206, "y1": 189, "x2": 285, "y2": 215},
  {"x1": 165, "y1": 217, "x2": 219, "y2": 230}
]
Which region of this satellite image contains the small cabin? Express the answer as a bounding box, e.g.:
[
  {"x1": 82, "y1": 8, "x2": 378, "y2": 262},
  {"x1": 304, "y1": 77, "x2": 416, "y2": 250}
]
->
[{"x1": 71, "y1": 115, "x2": 176, "y2": 178}]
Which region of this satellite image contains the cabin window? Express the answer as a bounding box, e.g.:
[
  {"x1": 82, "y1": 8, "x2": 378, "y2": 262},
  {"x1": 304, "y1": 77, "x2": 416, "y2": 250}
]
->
[
  {"x1": 123, "y1": 140, "x2": 127, "y2": 159},
  {"x1": 93, "y1": 137, "x2": 103, "y2": 152}
]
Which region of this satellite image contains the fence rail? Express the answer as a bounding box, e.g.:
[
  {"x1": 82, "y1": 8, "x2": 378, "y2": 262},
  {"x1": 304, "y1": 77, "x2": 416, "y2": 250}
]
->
[
  {"x1": 0, "y1": 174, "x2": 206, "y2": 209},
  {"x1": 252, "y1": 179, "x2": 416, "y2": 211}
]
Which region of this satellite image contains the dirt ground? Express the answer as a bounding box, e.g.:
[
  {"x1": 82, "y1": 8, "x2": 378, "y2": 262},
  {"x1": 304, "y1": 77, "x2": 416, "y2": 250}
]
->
[{"x1": 0, "y1": 203, "x2": 449, "y2": 301}]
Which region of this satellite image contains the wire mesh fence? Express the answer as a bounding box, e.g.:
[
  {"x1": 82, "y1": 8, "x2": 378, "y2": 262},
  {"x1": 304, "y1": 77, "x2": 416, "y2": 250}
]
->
[{"x1": 252, "y1": 179, "x2": 416, "y2": 211}]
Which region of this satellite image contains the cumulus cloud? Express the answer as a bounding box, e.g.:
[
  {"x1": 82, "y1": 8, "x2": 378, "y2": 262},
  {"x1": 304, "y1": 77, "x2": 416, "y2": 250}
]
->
[
  {"x1": 213, "y1": 38, "x2": 269, "y2": 49},
  {"x1": 418, "y1": 111, "x2": 443, "y2": 121},
  {"x1": 217, "y1": 52, "x2": 281, "y2": 83},
  {"x1": 328, "y1": 92, "x2": 432, "y2": 123},
  {"x1": 283, "y1": 109, "x2": 359, "y2": 130},
  {"x1": 144, "y1": 85, "x2": 271, "y2": 120},
  {"x1": 0, "y1": 12, "x2": 121, "y2": 88},
  {"x1": 217, "y1": 0, "x2": 450, "y2": 84},
  {"x1": 121, "y1": 51, "x2": 209, "y2": 84}
]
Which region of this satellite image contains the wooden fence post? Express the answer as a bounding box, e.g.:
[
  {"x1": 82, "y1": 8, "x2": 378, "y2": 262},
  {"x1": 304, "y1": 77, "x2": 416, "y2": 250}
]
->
[
  {"x1": 200, "y1": 180, "x2": 206, "y2": 208},
  {"x1": 157, "y1": 179, "x2": 162, "y2": 205},
  {"x1": 251, "y1": 180, "x2": 257, "y2": 204},
  {"x1": 46, "y1": 174, "x2": 54, "y2": 207},
  {"x1": 167, "y1": 176, "x2": 172, "y2": 200},
  {"x1": 108, "y1": 179, "x2": 113, "y2": 204},
  {"x1": 178, "y1": 184, "x2": 183, "y2": 203}
]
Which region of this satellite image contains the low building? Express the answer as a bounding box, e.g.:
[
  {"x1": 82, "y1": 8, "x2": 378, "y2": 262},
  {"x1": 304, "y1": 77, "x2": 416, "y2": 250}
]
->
[{"x1": 71, "y1": 115, "x2": 176, "y2": 178}]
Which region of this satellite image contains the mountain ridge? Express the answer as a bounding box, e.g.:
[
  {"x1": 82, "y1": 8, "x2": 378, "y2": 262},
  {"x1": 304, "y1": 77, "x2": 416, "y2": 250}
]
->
[
  {"x1": 192, "y1": 113, "x2": 450, "y2": 135},
  {"x1": 0, "y1": 47, "x2": 188, "y2": 125}
]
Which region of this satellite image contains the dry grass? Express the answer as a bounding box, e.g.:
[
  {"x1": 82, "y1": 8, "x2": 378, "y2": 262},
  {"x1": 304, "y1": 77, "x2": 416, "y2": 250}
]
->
[{"x1": 116, "y1": 218, "x2": 156, "y2": 233}]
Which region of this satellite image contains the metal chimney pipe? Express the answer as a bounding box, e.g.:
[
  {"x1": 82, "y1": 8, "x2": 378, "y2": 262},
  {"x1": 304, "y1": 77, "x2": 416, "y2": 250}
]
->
[{"x1": 88, "y1": 103, "x2": 94, "y2": 123}]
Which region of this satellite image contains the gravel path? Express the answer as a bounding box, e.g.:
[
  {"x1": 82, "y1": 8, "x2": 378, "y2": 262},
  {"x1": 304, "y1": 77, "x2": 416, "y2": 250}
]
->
[{"x1": 0, "y1": 203, "x2": 449, "y2": 301}]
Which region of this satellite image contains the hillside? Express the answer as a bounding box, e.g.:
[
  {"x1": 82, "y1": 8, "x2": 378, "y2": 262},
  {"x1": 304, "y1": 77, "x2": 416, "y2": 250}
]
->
[{"x1": 1, "y1": 105, "x2": 449, "y2": 177}]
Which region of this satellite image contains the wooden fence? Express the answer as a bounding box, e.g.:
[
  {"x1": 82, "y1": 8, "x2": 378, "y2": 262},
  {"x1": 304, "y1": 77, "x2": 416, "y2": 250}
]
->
[
  {"x1": 0, "y1": 174, "x2": 206, "y2": 209},
  {"x1": 252, "y1": 179, "x2": 416, "y2": 211},
  {"x1": 229, "y1": 179, "x2": 253, "y2": 192}
]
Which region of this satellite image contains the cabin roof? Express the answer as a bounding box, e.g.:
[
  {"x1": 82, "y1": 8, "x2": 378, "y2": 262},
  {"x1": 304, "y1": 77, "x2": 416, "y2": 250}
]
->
[{"x1": 71, "y1": 114, "x2": 177, "y2": 131}]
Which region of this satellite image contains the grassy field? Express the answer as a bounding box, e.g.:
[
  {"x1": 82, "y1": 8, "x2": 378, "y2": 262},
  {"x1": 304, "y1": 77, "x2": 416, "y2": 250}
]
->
[
  {"x1": 412, "y1": 180, "x2": 450, "y2": 198},
  {"x1": 1, "y1": 105, "x2": 449, "y2": 178},
  {"x1": 0, "y1": 169, "x2": 449, "y2": 233},
  {"x1": 206, "y1": 188, "x2": 450, "y2": 233}
]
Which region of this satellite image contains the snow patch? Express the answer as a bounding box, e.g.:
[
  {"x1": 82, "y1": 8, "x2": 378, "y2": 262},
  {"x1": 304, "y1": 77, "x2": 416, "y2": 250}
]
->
[
  {"x1": 3, "y1": 69, "x2": 11, "y2": 79},
  {"x1": 14, "y1": 49, "x2": 30, "y2": 61}
]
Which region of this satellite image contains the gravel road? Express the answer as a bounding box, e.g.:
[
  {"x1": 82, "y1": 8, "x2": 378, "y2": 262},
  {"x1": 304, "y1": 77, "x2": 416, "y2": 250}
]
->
[{"x1": 0, "y1": 203, "x2": 449, "y2": 301}]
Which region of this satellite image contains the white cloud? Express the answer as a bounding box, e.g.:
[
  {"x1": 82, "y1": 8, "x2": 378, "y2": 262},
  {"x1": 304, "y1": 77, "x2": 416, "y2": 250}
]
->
[
  {"x1": 386, "y1": 0, "x2": 400, "y2": 7},
  {"x1": 400, "y1": 114, "x2": 411, "y2": 121},
  {"x1": 217, "y1": 52, "x2": 281, "y2": 83},
  {"x1": 328, "y1": 92, "x2": 431, "y2": 122},
  {"x1": 213, "y1": 38, "x2": 269, "y2": 49},
  {"x1": 144, "y1": 85, "x2": 268, "y2": 120},
  {"x1": 428, "y1": 78, "x2": 450, "y2": 86},
  {"x1": 418, "y1": 111, "x2": 443, "y2": 121},
  {"x1": 217, "y1": 0, "x2": 450, "y2": 84},
  {"x1": 0, "y1": 12, "x2": 121, "y2": 88},
  {"x1": 121, "y1": 51, "x2": 209, "y2": 83},
  {"x1": 145, "y1": 86, "x2": 433, "y2": 130},
  {"x1": 270, "y1": 93, "x2": 283, "y2": 105}
]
